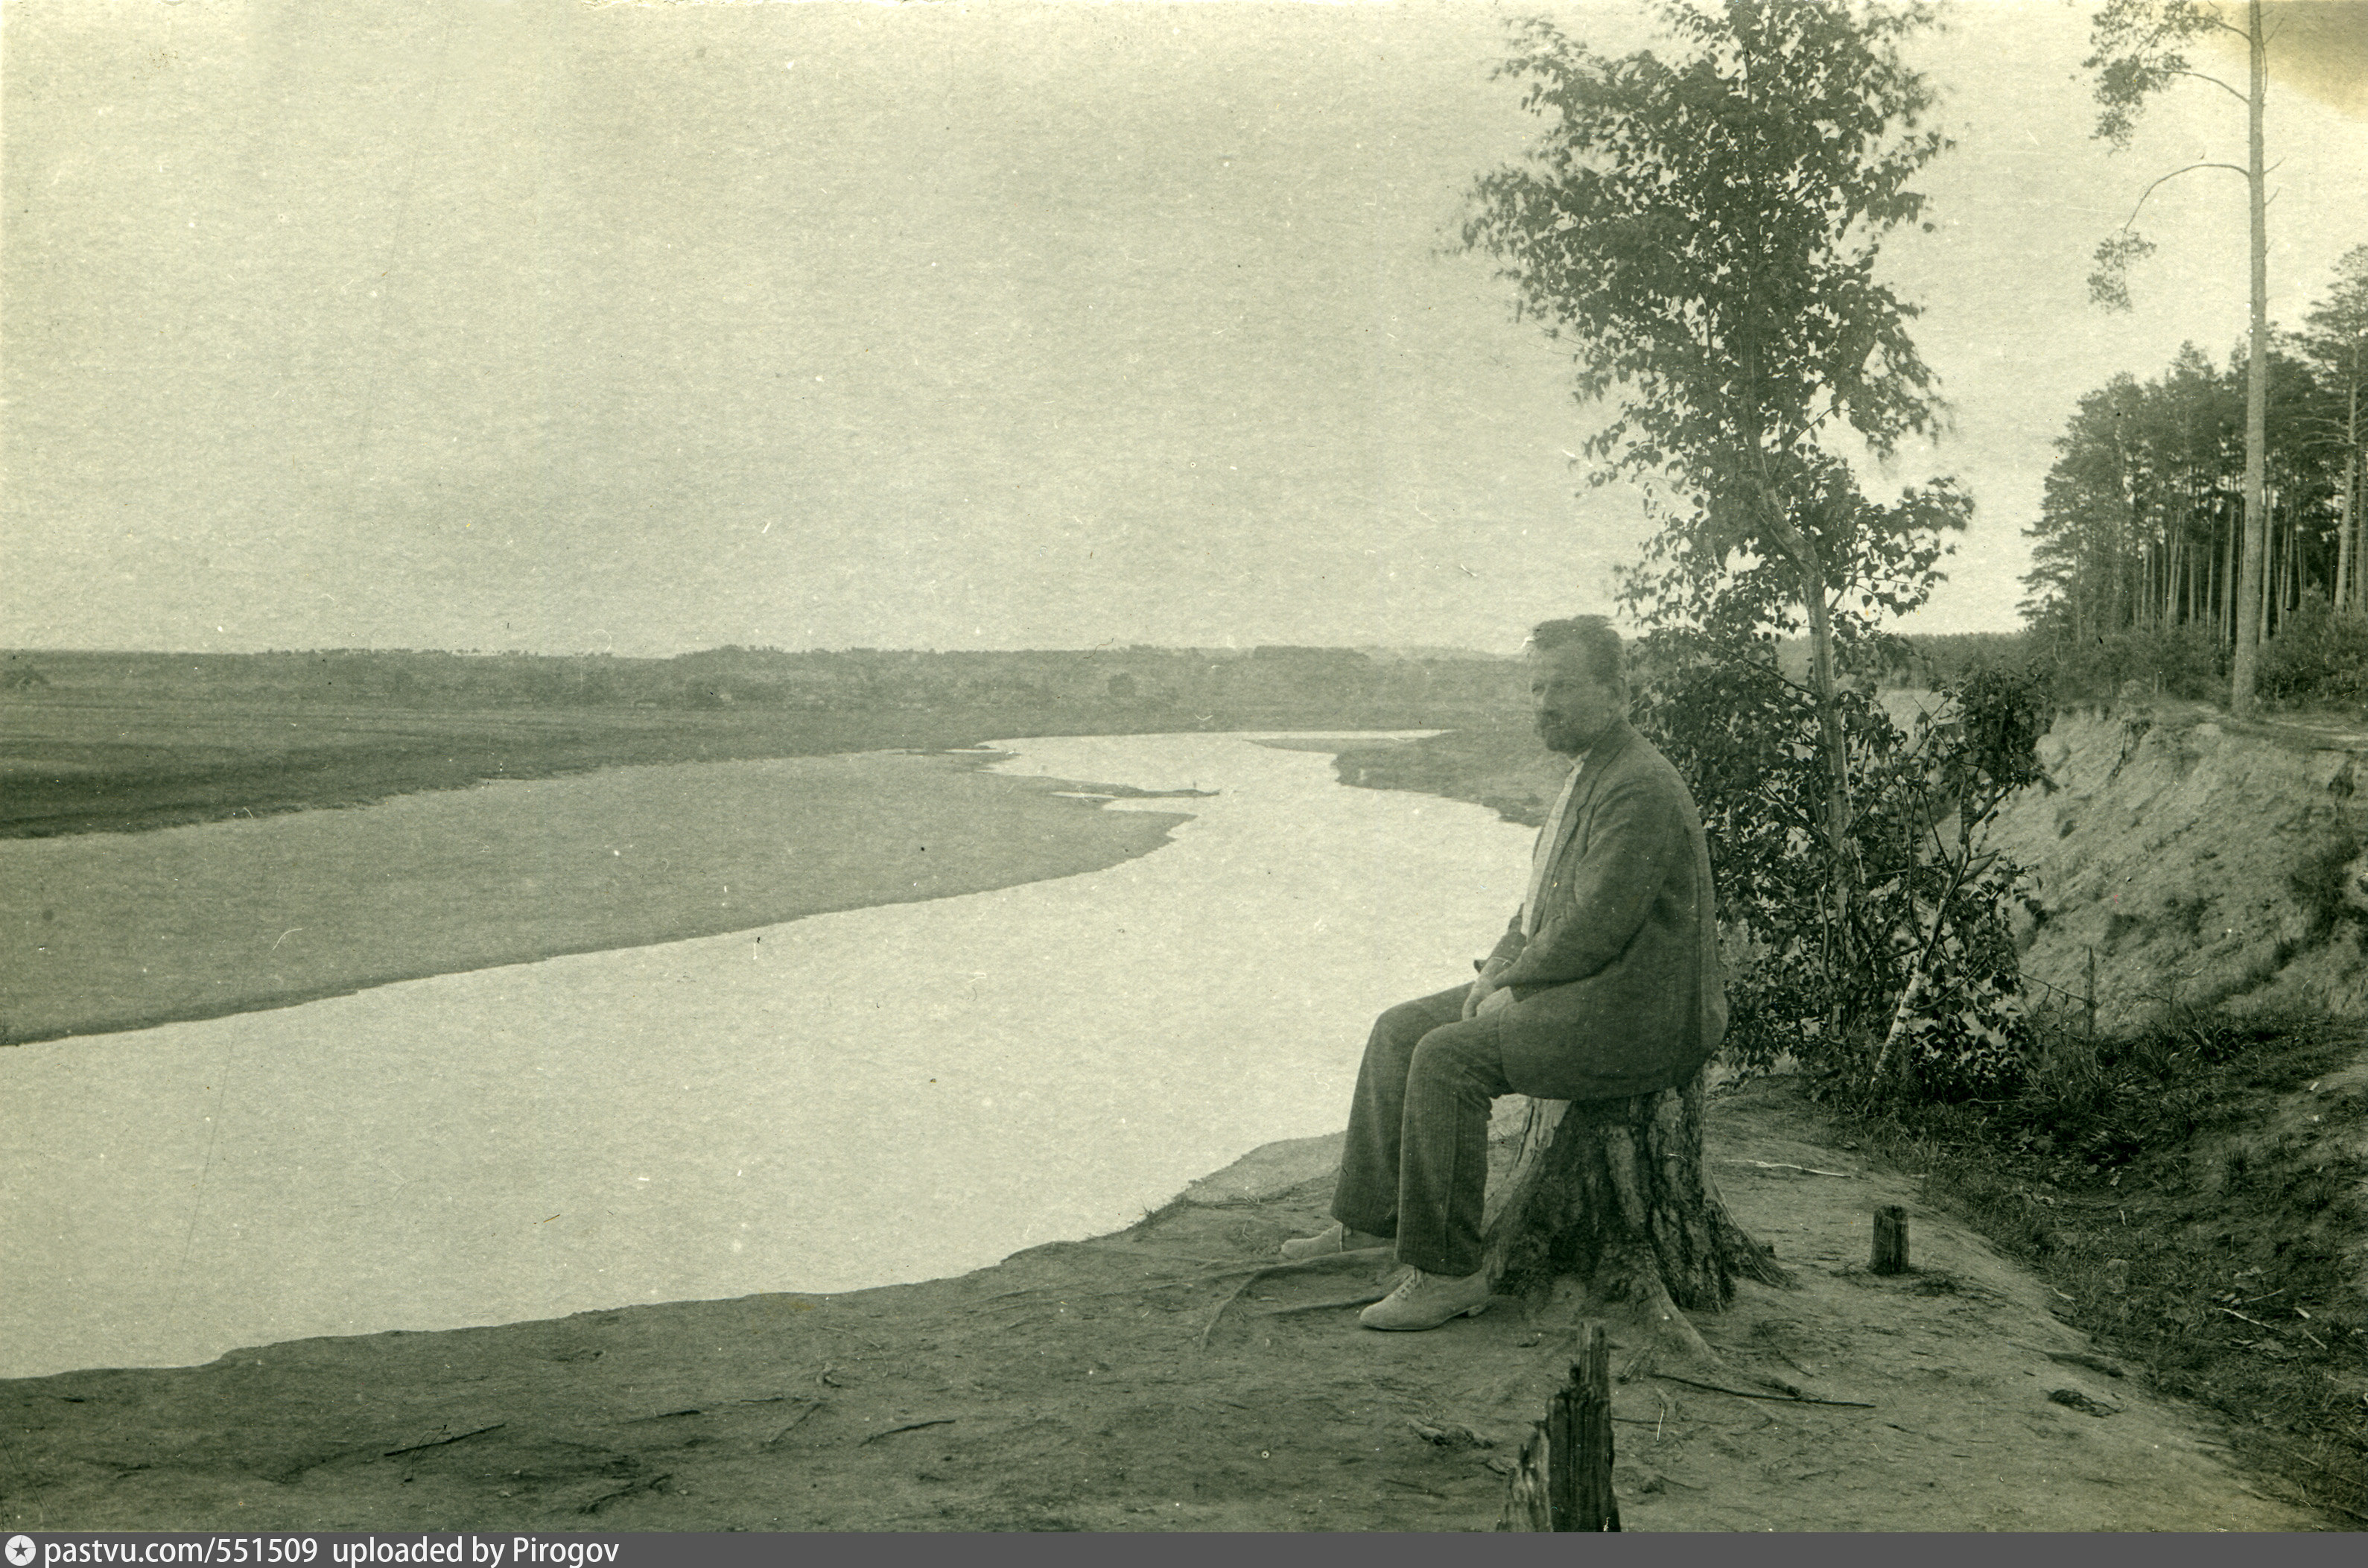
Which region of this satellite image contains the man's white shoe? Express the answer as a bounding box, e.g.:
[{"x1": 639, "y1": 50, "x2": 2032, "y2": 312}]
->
[
  {"x1": 1278, "y1": 1222, "x2": 1392, "y2": 1261},
  {"x1": 1358, "y1": 1267, "x2": 1493, "y2": 1331}
]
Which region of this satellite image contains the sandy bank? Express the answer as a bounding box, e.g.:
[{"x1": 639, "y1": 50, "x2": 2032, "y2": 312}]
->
[
  {"x1": 0, "y1": 750, "x2": 1183, "y2": 1046},
  {"x1": 1987, "y1": 705, "x2": 2368, "y2": 1030}
]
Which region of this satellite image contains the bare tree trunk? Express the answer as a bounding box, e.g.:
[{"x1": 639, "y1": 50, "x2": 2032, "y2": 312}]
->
[
  {"x1": 1480, "y1": 1074, "x2": 1789, "y2": 1356},
  {"x1": 2354, "y1": 446, "x2": 2367, "y2": 613},
  {"x1": 2268, "y1": 501, "x2": 2279, "y2": 637},
  {"x1": 1739, "y1": 400, "x2": 1853, "y2": 998},
  {"x1": 2353, "y1": 401, "x2": 2366, "y2": 612},
  {"x1": 2337, "y1": 453, "x2": 2356, "y2": 613},
  {"x1": 1761, "y1": 506, "x2": 1855, "y2": 992},
  {"x1": 2259, "y1": 481, "x2": 2274, "y2": 638},
  {"x1": 2186, "y1": 520, "x2": 2197, "y2": 624},
  {"x1": 2231, "y1": 0, "x2": 2269, "y2": 713},
  {"x1": 1800, "y1": 568, "x2": 1852, "y2": 936},
  {"x1": 2222, "y1": 502, "x2": 2235, "y2": 648}
]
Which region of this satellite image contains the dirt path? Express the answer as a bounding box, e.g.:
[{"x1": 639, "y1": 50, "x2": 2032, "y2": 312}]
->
[{"x1": 1, "y1": 1078, "x2": 2323, "y2": 1532}]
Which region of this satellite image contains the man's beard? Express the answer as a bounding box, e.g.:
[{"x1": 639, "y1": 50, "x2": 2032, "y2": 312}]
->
[{"x1": 1536, "y1": 715, "x2": 1583, "y2": 755}]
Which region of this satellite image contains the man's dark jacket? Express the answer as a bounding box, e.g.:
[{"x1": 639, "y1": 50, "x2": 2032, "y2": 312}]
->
[{"x1": 1480, "y1": 717, "x2": 1727, "y2": 1096}]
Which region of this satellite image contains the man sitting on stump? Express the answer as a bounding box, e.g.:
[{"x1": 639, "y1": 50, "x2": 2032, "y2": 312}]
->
[{"x1": 1282, "y1": 615, "x2": 1727, "y2": 1331}]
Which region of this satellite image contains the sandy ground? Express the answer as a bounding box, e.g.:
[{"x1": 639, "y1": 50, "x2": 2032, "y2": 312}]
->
[{"x1": 0, "y1": 1076, "x2": 2328, "y2": 1533}]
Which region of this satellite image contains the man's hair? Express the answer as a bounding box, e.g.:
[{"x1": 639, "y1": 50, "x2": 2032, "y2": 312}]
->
[{"x1": 1526, "y1": 616, "x2": 1623, "y2": 690}]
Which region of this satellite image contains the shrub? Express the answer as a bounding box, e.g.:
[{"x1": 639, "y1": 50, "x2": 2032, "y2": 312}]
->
[
  {"x1": 2037, "y1": 622, "x2": 2224, "y2": 703},
  {"x1": 2258, "y1": 590, "x2": 2368, "y2": 707},
  {"x1": 2288, "y1": 825, "x2": 2368, "y2": 942},
  {"x1": 1639, "y1": 653, "x2": 2051, "y2": 1100}
]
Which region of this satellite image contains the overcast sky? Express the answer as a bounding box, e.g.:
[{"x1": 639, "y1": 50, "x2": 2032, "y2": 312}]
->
[{"x1": 4, "y1": 0, "x2": 2364, "y2": 657}]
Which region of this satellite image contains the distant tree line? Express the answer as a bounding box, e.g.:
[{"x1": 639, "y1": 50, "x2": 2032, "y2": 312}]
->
[{"x1": 0, "y1": 644, "x2": 1524, "y2": 726}]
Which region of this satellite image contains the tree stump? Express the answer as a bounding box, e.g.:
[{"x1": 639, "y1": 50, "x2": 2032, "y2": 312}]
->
[{"x1": 1480, "y1": 1071, "x2": 1788, "y2": 1354}]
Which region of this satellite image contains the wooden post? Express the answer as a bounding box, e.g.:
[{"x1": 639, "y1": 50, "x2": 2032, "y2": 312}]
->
[
  {"x1": 1496, "y1": 1321, "x2": 1620, "y2": 1532},
  {"x1": 1872, "y1": 1204, "x2": 1910, "y2": 1275},
  {"x1": 1551, "y1": 1322, "x2": 1619, "y2": 1532}
]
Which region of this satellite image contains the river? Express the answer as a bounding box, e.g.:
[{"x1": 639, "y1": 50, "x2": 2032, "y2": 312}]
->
[{"x1": 0, "y1": 732, "x2": 1532, "y2": 1380}]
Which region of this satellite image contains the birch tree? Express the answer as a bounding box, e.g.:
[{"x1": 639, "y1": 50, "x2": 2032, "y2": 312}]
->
[{"x1": 1460, "y1": 0, "x2": 1952, "y2": 997}]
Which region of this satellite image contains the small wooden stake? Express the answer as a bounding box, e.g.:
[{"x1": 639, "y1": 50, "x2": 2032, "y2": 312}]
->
[
  {"x1": 1872, "y1": 1204, "x2": 1911, "y2": 1275},
  {"x1": 1550, "y1": 1321, "x2": 1620, "y2": 1532}
]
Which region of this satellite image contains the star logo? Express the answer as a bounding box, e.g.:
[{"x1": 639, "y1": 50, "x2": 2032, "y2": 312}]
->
[{"x1": 5, "y1": 1534, "x2": 36, "y2": 1567}]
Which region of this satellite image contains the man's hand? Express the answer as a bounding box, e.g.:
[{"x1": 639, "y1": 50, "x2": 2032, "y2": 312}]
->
[{"x1": 1461, "y1": 959, "x2": 1513, "y2": 1021}]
